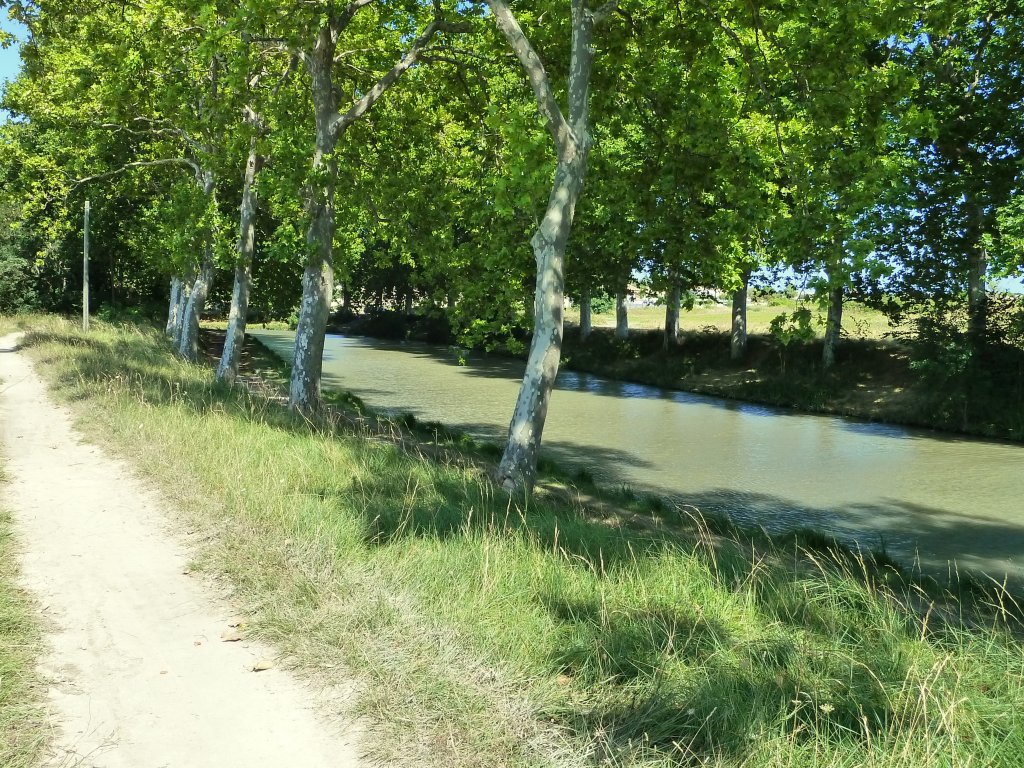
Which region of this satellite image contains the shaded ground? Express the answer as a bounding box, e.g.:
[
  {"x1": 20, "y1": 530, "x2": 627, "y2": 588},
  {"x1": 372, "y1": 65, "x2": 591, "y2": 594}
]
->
[{"x1": 201, "y1": 328, "x2": 1024, "y2": 605}]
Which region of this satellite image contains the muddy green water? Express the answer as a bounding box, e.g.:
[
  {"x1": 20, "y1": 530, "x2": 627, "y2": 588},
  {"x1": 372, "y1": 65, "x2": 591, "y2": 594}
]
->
[{"x1": 253, "y1": 330, "x2": 1024, "y2": 582}]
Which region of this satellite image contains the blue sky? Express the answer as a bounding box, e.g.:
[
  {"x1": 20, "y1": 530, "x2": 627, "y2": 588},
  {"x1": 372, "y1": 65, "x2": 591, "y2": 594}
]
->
[{"x1": 1, "y1": 15, "x2": 27, "y2": 121}]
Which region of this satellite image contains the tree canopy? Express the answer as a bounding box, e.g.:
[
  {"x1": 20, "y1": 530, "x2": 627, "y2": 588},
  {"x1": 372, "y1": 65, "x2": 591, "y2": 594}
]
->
[{"x1": 2, "y1": 0, "x2": 1022, "y2": 488}]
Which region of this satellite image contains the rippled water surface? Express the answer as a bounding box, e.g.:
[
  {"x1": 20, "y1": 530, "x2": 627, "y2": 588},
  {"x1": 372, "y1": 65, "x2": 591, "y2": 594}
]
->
[{"x1": 253, "y1": 330, "x2": 1024, "y2": 581}]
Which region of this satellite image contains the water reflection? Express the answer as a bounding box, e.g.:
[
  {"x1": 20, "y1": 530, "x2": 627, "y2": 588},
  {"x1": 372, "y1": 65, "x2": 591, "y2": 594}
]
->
[{"x1": 251, "y1": 331, "x2": 1024, "y2": 582}]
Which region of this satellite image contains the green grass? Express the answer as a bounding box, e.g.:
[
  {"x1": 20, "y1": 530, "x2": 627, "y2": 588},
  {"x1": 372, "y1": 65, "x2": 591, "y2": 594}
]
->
[
  {"x1": 0, "y1": 495, "x2": 47, "y2": 767},
  {"x1": 15, "y1": 315, "x2": 1024, "y2": 768},
  {"x1": 565, "y1": 299, "x2": 896, "y2": 340},
  {"x1": 0, "y1": 319, "x2": 49, "y2": 765},
  {"x1": 202, "y1": 318, "x2": 293, "y2": 331}
]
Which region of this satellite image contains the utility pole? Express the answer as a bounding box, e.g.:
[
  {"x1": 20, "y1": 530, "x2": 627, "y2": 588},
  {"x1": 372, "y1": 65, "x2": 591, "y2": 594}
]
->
[{"x1": 83, "y1": 200, "x2": 90, "y2": 332}]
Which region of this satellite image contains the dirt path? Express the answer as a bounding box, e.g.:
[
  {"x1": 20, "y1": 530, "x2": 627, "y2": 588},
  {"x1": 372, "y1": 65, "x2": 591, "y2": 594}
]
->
[{"x1": 0, "y1": 334, "x2": 365, "y2": 768}]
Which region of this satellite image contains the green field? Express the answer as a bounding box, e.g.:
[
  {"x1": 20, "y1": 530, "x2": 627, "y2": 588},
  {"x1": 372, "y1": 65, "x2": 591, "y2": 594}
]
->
[{"x1": 566, "y1": 299, "x2": 897, "y2": 340}]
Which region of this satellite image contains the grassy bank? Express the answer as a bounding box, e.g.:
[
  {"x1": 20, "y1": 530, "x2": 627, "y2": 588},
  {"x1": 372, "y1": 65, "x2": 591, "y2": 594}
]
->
[
  {"x1": 16, "y1": 315, "x2": 1024, "y2": 768},
  {"x1": 0, "y1": 321, "x2": 48, "y2": 765},
  {"x1": 0, "y1": 493, "x2": 47, "y2": 767},
  {"x1": 559, "y1": 325, "x2": 1024, "y2": 441}
]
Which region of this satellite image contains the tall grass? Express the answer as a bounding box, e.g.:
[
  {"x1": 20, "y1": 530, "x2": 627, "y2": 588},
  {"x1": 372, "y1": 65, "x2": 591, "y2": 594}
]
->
[
  {"x1": 0, "y1": 495, "x2": 47, "y2": 766},
  {"x1": 19, "y1": 316, "x2": 1024, "y2": 768}
]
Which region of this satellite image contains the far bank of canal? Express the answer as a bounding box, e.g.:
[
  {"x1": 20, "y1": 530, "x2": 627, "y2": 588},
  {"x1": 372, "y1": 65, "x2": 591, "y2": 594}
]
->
[{"x1": 252, "y1": 330, "x2": 1024, "y2": 583}]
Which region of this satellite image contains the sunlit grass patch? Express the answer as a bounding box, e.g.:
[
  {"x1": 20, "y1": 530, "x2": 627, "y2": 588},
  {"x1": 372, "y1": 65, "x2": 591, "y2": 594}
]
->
[
  {"x1": 0, "y1": 500, "x2": 47, "y2": 766},
  {"x1": 565, "y1": 299, "x2": 895, "y2": 340},
  {"x1": 19, "y1": 315, "x2": 1024, "y2": 768}
]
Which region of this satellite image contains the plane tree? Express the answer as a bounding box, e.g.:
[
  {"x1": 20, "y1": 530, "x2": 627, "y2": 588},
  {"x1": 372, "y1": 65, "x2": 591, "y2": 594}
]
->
[{"x1": 874, "y1": 1, "x2": 1024, "y2": 347}]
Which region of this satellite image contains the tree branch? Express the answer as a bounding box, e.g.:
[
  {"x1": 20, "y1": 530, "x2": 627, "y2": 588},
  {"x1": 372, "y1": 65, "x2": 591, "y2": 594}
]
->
[
  {"x1": 333, "y1": 0, "x2": 376, "y2": 36},
  {"x1": 590, "y1": 0, "x2": 618, "y2": 24},
  {"x1": 328, "y1": 18, "x2": 470, "y2": 137},
  {"x1": 485, "y1": 0, "x2": 571, "y2": 151},
  {"x1": 70, "y1": 158, "x2": 202, "y2": 193}
]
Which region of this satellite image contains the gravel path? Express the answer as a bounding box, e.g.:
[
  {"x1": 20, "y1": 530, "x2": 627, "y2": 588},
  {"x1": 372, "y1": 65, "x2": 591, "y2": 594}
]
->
[{"x1": 0, "y1": 333, "x2": 364, "y2": 768}]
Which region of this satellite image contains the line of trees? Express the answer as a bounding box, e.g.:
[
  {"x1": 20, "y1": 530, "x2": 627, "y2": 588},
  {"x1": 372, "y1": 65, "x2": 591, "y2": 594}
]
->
[{"x1": 1, "y1": 0, "x2": 1022, "y2": 491}]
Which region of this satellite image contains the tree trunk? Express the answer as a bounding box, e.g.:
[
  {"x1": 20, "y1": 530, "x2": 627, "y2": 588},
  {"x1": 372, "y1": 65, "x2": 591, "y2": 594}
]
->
[
  {"x1": 166, "y1": 276, "x2": 182, "y2": 337},
  {"x1": 178, "y1": 172, "x2": 216, "y2": 362},
  {"x1": 579, "y1": 285, "x2": 592, "y2": 342},
  {"x1": 172, "y1": 272, "x2": 193, "y2": 349},
  {"x1": 664, "y1": 276, "x2": 680, "y2": 349},
  {"x1": 288, "y1": 16, "x2": 450, "y2": 409},
  {"x1": 178, "y1": 241, "x2": 213, "y2": 361},
  {"x1": 289, "y1": 29, "x2": 338, "y2": 412},
  {"x1": 217, "y1": 139, "x2": 261, "y2": 385},
  {"x1": 615, "y1": 288, "x2": 629, "y2": 340},
  {"x1": 822, "y1": 284, "x2": 843, "y2": 369},
  {"x1": 496, "y1": 156, "x2": 585, "y2": 493},
  {"x1": 731, "y1": 269, "x2": 750, "y2": 361},
  {"x1": 967, "y1": 203, "x2": 988, "y2": 345},
  {"x1": 492, "y1": 0, "x2": 600, "y2": 493}
]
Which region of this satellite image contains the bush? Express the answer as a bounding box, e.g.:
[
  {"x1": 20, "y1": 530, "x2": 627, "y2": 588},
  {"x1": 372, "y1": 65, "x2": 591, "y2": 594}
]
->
[
  {"x1": 903, "y1": 296, "x2": 1024, "y2": 436},
  {"x1": 589, "y1": 291, "x2": 615, "y2": 315},
  {"x1": 0, "y1": 249, "x2": 38, "y2": 315},
  {"x1": 768, "y1": 307, "x2": 815, "y2": 372}
]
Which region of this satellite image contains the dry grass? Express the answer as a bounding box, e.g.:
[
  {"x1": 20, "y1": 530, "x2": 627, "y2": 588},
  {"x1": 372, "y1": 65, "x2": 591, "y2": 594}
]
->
[
  {"x1": 15, "y1": 315, "x2": 1024, "y2": 768},
  {"x1": 566, "y1": 299, "x2": 895, "y2": 340},
  {"x1": 0, "y1": 493, "x2": 47, "y2": 766}
]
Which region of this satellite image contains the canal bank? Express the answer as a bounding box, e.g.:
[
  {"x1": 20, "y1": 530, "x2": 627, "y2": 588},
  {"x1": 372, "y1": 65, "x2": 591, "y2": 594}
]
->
[
  {"x1": 21, "y1": 315, "x2": 1024, "y2": 768},
  {"x1": 251, "y1": 329, "x2": 1024, "y2": 584}
]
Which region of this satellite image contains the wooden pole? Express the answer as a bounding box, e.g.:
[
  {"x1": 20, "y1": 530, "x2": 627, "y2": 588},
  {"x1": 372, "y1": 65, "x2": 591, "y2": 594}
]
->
[{"x1": 82, "y1": 200, "x2": 90, "y2": 332}]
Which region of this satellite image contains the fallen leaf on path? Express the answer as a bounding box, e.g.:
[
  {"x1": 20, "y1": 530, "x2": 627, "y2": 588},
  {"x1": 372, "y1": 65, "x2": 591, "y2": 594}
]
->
[{"x1": 252, "y1": 659, "x2": 274, "y2": 672}]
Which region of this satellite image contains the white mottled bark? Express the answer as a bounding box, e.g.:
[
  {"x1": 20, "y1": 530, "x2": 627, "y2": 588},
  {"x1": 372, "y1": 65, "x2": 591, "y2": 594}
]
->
[
  {"x1": 615, "y1": 289, "x2": 629, "y2": 340},
  {"x1": 664, "y1": 277, "x2": 680, "y2": 349},
  {"x1": 217, "y1": 139, "x2": 261, "y2": 385},
  {"x1": 822, "y1": 284, "x2": 843, "y2": 369},
  {"x1": 166, "y1": 276, "x2": 182, "y2": 337},
  {"x1": 289, "y1": 15, "x2": 452, "y2": 410},
  {"x1": 172, "y1": 274, "x2": 192, "y2": 350},
  {"x1": 579, "y1": 286, "x2": 592, "y2": 342},
  {"x1": 178, "y1": 171, "x2": 217, "y2": 362},
  {"x1": 492, "y1": 0, "x2": 608, "y2": 493},
  {"x1": 730, "y1": 270, "x2": 749, "y2": 361},
  {"x1": 290, "y1": 28, "x2": 338, "y2": 412}
]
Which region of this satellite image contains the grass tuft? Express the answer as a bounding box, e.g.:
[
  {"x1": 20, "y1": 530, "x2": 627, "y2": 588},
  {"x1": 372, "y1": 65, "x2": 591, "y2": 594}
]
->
[{"x1": 0, "y1": 498, "x2": 47, "y2": 766}]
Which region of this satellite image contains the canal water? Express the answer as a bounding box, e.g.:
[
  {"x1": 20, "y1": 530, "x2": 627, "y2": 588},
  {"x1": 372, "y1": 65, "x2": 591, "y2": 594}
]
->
[{"x1": 252, "y1": 330, "x2": 1024, "y2": 582}]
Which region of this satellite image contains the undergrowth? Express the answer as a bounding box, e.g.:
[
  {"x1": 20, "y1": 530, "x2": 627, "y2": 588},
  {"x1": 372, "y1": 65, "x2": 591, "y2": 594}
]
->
[{"x1": 17, "y1": 315, "x2": 1024, "y2": 768}]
